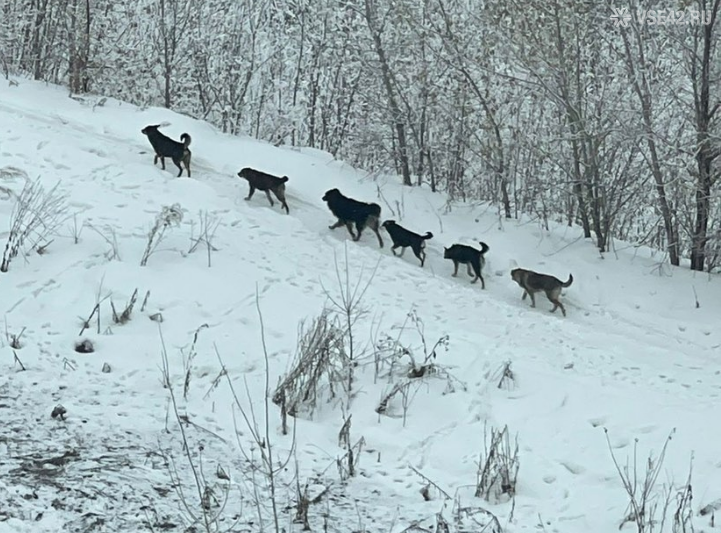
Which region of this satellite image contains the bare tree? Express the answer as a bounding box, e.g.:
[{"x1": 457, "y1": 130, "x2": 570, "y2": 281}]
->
[
  {"x1": 617, "y1": 8, "x2": 681, "y2": 266},
  {"x1": 153, "y1": 0, "x2": 193, "y2": 108},
  {"x1": 66, "y1": 0, "x2": 91, "y2": 93},
  {"x1": 362, "y1": 0, "x2": 412, "y2": 186},
  {"x1": 686, "y1": 0, "x2": 721, "y2": 271}
]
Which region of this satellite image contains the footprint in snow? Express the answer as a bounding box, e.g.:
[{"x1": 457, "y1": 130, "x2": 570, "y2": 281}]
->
[
  {"x1": 587, "y1": 416, "x2": 607, "y2": 428},
  {"x1": 559, "y1": 461, "x2": 585, "y2": 475}
]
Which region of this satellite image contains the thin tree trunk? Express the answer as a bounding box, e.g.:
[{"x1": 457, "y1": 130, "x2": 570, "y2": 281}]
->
[
  {"x1": 689, "y1": 0, "x2": 720, "y2": 271},
  {"x1": 363, "y1": 0, "x2": 412, "y2": 186},
  {"x1": 619, "y1": 17, "x2": 680, "y2": 265}
]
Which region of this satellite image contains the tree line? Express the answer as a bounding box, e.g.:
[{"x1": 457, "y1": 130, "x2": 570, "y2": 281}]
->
[{"x1": 1, "y1": 0, "x2": 719, "y2": 271}]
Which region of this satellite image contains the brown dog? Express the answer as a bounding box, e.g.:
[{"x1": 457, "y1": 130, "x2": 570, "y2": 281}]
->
[
  {"x1": 510, "y1": 268, "x2": 573, "y2": 317},
  {"x1": 237, "y1": 168, "x2": 290, "y2": 213}
]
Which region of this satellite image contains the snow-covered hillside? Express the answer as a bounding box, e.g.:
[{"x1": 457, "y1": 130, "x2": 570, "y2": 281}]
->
[{"x1": 1, "y1": 78, "x2": 720, "y2": 533}]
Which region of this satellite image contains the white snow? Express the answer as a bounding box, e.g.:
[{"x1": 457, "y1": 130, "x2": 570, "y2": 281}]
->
[{"x1": 1, "y1": 78, "x2": 720, "y2": 533}]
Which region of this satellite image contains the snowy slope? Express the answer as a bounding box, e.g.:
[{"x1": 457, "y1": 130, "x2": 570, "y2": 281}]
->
[{"x1": 1, "y1": 78, "x2": 720, "y2": 533}]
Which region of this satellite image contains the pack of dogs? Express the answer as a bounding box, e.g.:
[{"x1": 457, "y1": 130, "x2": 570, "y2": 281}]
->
[{"x1": 142, "y1": 125, "x2": 574, "y2": 317}]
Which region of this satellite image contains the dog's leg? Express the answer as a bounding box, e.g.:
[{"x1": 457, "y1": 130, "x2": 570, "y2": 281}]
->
[
  {"x1": 184, "y1": 152, "x2": 191, "y2": 178},
  {"x1": 390, "y1": 245, "x2": 399, "y2": 256},
  {"x1": 353, "y1": 221, "x2": 366, "y2": 242},
  {"x1": 329, "y1": 220, "x2": 345, "y2": 230},
  {"x1": 173, "y1": 157, "x2": 183, "y2": 177},
  {"x1": 375, "y1": 229, "x2": 384, "y2": 248},
  {"x1": 372, "y1": 227, "x2": 384, "y2": 248},
  {"x1": 158, "y1": 155, "x2": 166, "y2": 170},
  {"x1": 398, "y1": 246, "x2": 406, "y2": 257},
  {"x1": 470, "y1": 260, "x2": 483, "y2": 287},
  {"x1": 528, "y1": 291, "x2": 536, "y2": 308},
  {"x1": 547, "y1": 291, "x2": 566, "y2": 316},
  {"x1": 264, "y1": 190, "x2": 275, "y2": 207},
  {"x1": 548, "y1": 297, "x2": 566, "y2": 316},
  {"x1": 411, "y1": 245, "x2": 423, "y2": 266},
  {"x1": 521, "y1": 291, "x2": 528, "y2": 301},
  {"x1": 452, "y1": 261, "x2": 459, "y2": 277},
  {"x1": 466, "y1": 263, "x2": 473, "y2": 277},
  {"x1": 273, "y1": 188, "x2": 289, "y2": 214},
  {"x1": 153, "y1": 154, "x2": 160, "y2": 166},
  {"x1": 245, "y1": 186, "x2": 256, "y2": 201},
  {"x1": 348, "y1": 222, "x2": 360, "y2": 241}
]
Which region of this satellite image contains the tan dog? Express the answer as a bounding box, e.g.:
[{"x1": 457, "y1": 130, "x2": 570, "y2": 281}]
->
[{"x1": 511, "y1": 268, "x2": 573, "y2": 316}]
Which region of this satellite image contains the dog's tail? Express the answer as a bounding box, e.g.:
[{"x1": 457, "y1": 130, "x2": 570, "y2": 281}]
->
[
  {"x1": 281, "y1": 176, "x2": 289, "y2": 183},
  {"x1": 479, "y1": 241, "x2": 490, "y2": 254},
  {"x1": 370, "y1": 203, "x2": 382, "y2": 218},
  {"x1": 562, "y1": 274, "x2": 573, "y2": 288},
  {"x1": 423, "y1": 232, "x2": 434, "y2": 240},
  {"x1": 181, "y1": 133, "x2": 192, "y2": 147}
]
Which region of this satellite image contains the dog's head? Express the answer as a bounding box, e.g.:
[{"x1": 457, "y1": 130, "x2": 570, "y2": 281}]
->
[
  {"x1": 237, "y1": 168, "x2": 251, "y2": 180},
  {"x1": 322, "y1": 188, "x2": 340, "y2": 203},
  {"x1": 381, "y1": 220, "x2": 396, "y2": 230},
  {"x1": 510, "y1": 268, "x2": 523, "y2": 284},
  {"x1": 141, "y1": 125, "x2": 161, "y2": 136},
  {"x1": 443, "y1": 246, "x2": 451, "y2": 259}
]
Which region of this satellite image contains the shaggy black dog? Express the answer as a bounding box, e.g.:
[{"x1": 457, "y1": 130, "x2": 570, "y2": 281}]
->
[
  {"x1": 237, "y1": 168, "x2": 290, "y2": 213},
  {"x1": 141, "y1": 124, "x2": 191, "y2": 177},
  {"x1": 381, "y1": 220, "x2": 433, "y2": 267},
  {"x1": 322, "y1": 188, "x2": 383, "y2": 247},
  {"x1": 443, "y1": 242, "x2": 490, "y2": 288}
]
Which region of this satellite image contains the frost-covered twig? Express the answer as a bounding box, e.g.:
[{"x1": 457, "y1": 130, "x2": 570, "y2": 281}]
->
[
  {"x1": 187, "y1": 210, "x2": 221, "y2": 267},
  {"x1": 1, "y1": 179, "x2": 68, "y2": 272},
  {"x1": 606, "y1": 428, "x2": 675, "y2": 533},
  {"x1": 475, "y1": 423, "x2": 519, "y2": 503},
  {"x1": 140, "y1": 203, "x2": 183, "y2": 266},
  {"x1": 272, "y1": 309, "x2": 346, "y2": 420},
  {"x1": 217, "y1": 287, "x2": 297, "y2": 532}
]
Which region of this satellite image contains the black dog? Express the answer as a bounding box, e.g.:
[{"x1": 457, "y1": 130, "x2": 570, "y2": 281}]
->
[
  {"x1": 237, "y1": 168, "x2": 290, "y2": 213},
  {"x1": 141, "y1": 125, "x2": 192, "y2": 177},
  {"x1": 322, "y1": 188, "x2": 384, "y2": 248},
  {"x1": 381, "y1": 220, "x2": 433, "y2": 267},
  {"x1": 443, "y1": 242, "x2": 490, "y2": 288}
]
